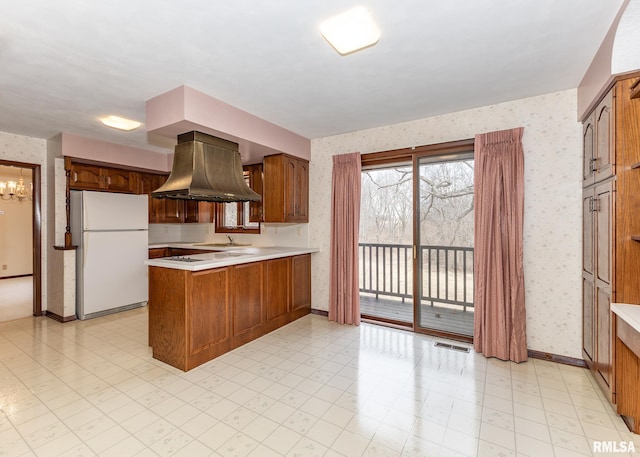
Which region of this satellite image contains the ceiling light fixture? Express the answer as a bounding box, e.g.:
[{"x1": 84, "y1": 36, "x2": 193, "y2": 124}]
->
[
  {"x1": 320, "y1": 6, "x2": 381, "y2": 55},
  {"x1": 101, "y1": 115, "x2": 142, "y2": 131}
]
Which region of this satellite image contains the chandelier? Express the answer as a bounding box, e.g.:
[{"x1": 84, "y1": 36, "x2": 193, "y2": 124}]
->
[{"x1": 0, "y1": 169, "x2": 32, "y2": 202}]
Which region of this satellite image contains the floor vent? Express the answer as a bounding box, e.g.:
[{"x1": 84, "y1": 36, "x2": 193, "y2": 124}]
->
[{"x1": 434, "y1": 341, "x2": 471, "y2": 353}]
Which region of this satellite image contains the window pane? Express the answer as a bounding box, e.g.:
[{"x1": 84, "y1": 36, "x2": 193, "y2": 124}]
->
[{"x1": 224, "y1": 202, "x2": 238, "y2": 227}]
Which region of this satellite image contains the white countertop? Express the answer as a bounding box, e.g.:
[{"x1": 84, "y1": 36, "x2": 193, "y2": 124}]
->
[
  {"x1": 145, "y1": 244, "x2": 319, "y2": 271},
  {"x1": 612, "y1": 303, "x2": 640, "y2": 334}
]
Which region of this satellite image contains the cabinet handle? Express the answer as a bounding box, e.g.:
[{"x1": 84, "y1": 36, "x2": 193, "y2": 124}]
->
[
  {"x1": 590, "y1": 157, "x2": 597, "y2": 172},
  {"x1": 107, "y1": 176, "x2": 111, "y2": 186},
  {"x1": 592, "y1": 197, "x2": 600, "y2": 212},
  {"x1": 73, "y1": 172, "x2": 78, "y2": 182}
]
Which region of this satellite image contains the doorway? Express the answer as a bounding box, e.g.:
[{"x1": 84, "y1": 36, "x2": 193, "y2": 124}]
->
[
  {"x1": 0, "y1": 161, "x2": 41, "y2": 320},
  {"x1": 359, "y1": 140, "x2": 475, "y2": 341}
]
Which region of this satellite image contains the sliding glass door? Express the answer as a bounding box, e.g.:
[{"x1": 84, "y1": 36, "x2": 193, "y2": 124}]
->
[
  {"x1": 359, "y1": 164, "x2": 414, "y2": 325},
  {"x1": 415, "y1": 153, "x2": 475, "y2": 338}
]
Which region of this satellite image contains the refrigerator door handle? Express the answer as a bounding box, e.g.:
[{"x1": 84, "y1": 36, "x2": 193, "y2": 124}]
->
[{"x1": 83, "y1": 233, "x2": 88, "y2": 268}]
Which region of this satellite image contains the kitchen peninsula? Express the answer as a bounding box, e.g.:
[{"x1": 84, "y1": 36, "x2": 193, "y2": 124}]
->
[{"x1": 146, "y1": 245, "x2": 318, "y2": 371}]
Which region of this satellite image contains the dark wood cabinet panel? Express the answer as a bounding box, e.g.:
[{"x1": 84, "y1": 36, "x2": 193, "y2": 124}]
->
[
  {"x1": 615, "y1": 316, "x2": 640, "y2": 434},
  {"x1": 148, "y1": 267, "x2": 188, "y2": 367},
  {"x1": 148, "y1": 248, "x2": 169, "y2": 259},
  {"x1": 265, "y1": 257, "x2": 290, "y2": 322},
  {"x1": 596, "y1": 287, "x2": 612, "y2": 387},
  {"x1": 233, "y1": 262, "x2": 264, "y2": 337},
  {"x1": 594, "y1": 89, "x2": 615, "y2": 183},
  {"x1": 190, "y1": 268, "x2": 231, "y2": 356},
  {"x1": 70, "y1": 163, "x2": 103, "y2": 190},
  {"x1": 184, "y1": 201, "x2": 215, "y2": 223},
  {"x1": 245, "y1": 163, "x2": 264, "y2": 223},
  {"x1": 263, "y1": 154, "x2": 309, "y2": 223},
  {"x1": 104, "y1": 168, "x2": 137, "y2": 193},
  {"x1": 583, "y1": 113, "x2": 595, "y2": 186},
  {"x1": 291, "y1": 254, "x2": 311, "y2": 313}
]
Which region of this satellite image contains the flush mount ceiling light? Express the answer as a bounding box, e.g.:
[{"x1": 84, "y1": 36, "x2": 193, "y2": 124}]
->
[
  {"x1": 101, "y1": 115, "x2": 142, "y2": 131},
  {"x1": 320, "y1": 6, "x2": 381, "y2": 55}
]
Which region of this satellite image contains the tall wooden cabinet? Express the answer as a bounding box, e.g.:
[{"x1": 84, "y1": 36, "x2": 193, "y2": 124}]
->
[{"x1": 582, "y1": 75, "x2": 640, "y2": 404}]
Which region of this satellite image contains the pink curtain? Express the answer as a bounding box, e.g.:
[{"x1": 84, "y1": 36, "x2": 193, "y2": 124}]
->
[
  {"x1": 474, "y1": 127, "x2": 527, "y2": 362},
  {"x1": 329, "y1": 152, "x2": 361, "y2": 325}
]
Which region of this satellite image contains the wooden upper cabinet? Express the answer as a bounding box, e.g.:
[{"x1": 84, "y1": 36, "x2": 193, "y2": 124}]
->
[
  {"x1": 594, "y1": 88, "x2": 615, "y2": 183},
  {"x1": 103, "y1": 168, "x2": 137, "y2": 193},
  {"x1": 184, "y1": 201, "x2": 215, "y2": 223},
  {"x1": 582, "y1": 111, "x2": 595, "y2": 186},
  {"x1": 244, "y1": 163, "x2": 264, "y2": 223},
  {"x1": 70, "y1": 162, "x2": 137, "y2": 193},
  {"x1": 70, "y1": 163, "x2": 103, "y2": 190},
  {"x1": 263, "y1": 153, "x2": 309, "y2": 223}
]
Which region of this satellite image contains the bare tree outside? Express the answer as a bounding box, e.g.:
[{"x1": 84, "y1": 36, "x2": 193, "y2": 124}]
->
[
  {"x1": 359, "y1": 160, "x2": 474, "y2": 246},
  {"x1": 359, "y1": 157, "x2": 475, "y2": 336}
]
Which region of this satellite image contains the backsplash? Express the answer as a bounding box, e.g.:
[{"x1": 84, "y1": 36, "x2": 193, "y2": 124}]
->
[{"x1": 149, "y1": 222, "x2": 310, "y2": 248}]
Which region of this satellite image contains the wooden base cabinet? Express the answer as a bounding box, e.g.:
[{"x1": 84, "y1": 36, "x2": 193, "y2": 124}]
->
[
  {"x1": 582, "y1": 75, "x2": 640, "y2": 404},
  {"x1": 616, "y1": 316, "x2": 640, "y2": 434},
  {"x1": 148, "y1": 254, "x2": 312, "y2": 371}
]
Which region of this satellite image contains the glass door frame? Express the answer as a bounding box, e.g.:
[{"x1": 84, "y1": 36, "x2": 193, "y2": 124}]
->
[
  {"x1": 412, "y1": 151, "x2": 475, "y2": 343},
  {"x1": 359, "y1": 138, "x2": 475, "y2": 340}
]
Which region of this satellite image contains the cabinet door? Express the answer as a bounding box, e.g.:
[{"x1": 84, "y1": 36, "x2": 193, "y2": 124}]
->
[
  {"x1": 265, "y1": 257, "x2": 290, "y2": 322},
  {"x1": 291, "y1": 254, "x2": 311, "y2": 313},
  {"x1": 104, "y1": 168, "x2": 137, "y2": 193},
  {"x1": 583, "y1": 190, "x2": 594, "y2": 277},
  {"x1": 189, "y1": 268, "x2": 231, "y2": 355},
  {"x1": 184, "y1": 201, "x2": 214, "y2": 223},
  {"x1": 294, "y1": 159, "x2": 309, "y2": 222},
  {"x1": 245, "y1": 164, "x2": 264, "y2": 223},
  {"x1": 594, "y1": 89, "x2": 615, "y2": 183},
  {"x1": 233, "y1": 262, "x2": 264, "y2": 337},
  {"x1": 582, "y1": 189, "x2": 595, "y2": 362},
  {"x1": 153, "y1": 175, "x2": 185, "y2": 223},
  {"x1": 596, "y1": 287, "x2": 612, "y2": 387},
  {"x1": 594, "y1": 180, "x2": 614, "y2": 287},
  {"x1": 583, "y1": 276, "x2": 595, "y2": 362},
  {"x1": 582, "y1": 112, "x2": 595, "y2": 186},
  {"x1": 70, "y1": 163, "x2": 103, "y2": 190},
  {"x1": 283, "y1": 157, "x2": 309, "y2": 222}
]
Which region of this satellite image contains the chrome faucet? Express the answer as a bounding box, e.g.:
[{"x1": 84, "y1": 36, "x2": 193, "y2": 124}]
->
[{"x1": 226, "y1": 235, "x2": 234, "y2": 245}]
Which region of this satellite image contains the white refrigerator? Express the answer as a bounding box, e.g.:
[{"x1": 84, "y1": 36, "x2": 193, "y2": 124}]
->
[{"x1": 71, "y1": 190, "x2": 149, "y2": 320}]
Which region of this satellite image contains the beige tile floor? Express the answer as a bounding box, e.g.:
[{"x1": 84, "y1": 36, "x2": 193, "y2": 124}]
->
[
  {"x1": 0, "y1": 308, "x2": 639, "y2": 457},
  {"x1": 0, "y1": 276, "x2": 33, "y2": 322}
]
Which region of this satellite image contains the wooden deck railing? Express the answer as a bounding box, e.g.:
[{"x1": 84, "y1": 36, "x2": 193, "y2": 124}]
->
[{"x1": 359, "y1": 242, "x2": 474, "y2": 311}]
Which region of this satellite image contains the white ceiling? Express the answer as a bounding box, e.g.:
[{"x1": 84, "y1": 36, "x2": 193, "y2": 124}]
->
[{"x1": 0, "y1": 0, "x2": 625, "y2": 154}]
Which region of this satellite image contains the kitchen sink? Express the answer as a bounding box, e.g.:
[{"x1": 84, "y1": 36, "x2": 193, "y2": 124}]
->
[
  {"x1": 212, "y1": 252, "x2": 248, "y2": 258},
  {"x1": 195, "y1": 242, "x2": 252, "y2": 247}
]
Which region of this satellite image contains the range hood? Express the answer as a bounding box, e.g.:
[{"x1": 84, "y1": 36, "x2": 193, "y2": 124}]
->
[{"x1": 152, "y1": 131, "x2": 261, "y2": 202}]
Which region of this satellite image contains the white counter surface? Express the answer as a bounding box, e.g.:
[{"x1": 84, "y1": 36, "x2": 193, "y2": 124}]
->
[
  {"x1": 146, "y1": 243, "x2": 319, "y2": 271},
  {"x1": 612, "y1": 303, "x2": 640, "y2": 334}
]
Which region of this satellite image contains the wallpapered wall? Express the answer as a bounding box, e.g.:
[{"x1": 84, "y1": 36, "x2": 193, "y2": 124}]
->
[{"x1": 309, "y1": 89, "x2": 583, "y2": 358}]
